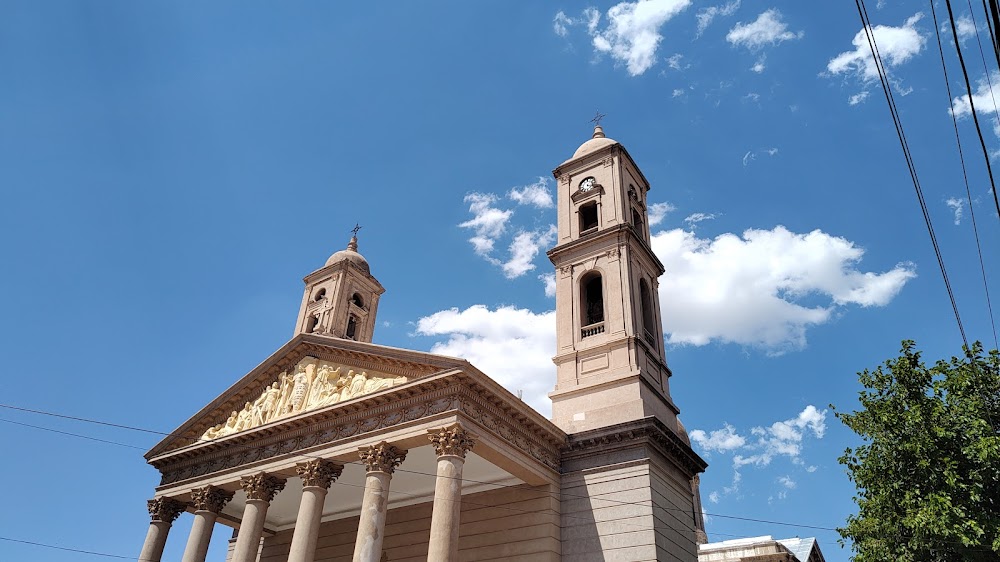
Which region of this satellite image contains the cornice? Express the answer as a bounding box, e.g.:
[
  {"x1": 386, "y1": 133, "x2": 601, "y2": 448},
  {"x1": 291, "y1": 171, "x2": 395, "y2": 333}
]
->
[
  {"x1": 562, "y1": 416, "x2": 707, "y2": 478},
  {"x1": 547, "y1": 224, "x2": 665, "y2": 275}
]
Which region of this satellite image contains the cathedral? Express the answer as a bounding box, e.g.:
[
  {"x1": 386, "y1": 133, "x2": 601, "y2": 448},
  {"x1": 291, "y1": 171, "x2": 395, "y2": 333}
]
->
[{"x1": 139, "y1": 126, "x2": 708, "y2": 562}]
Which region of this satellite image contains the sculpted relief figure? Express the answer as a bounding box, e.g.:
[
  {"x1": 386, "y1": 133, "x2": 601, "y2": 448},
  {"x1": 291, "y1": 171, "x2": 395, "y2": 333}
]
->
[{"x1": 199, "y1": 357, "x2": 409, "y2": 440}]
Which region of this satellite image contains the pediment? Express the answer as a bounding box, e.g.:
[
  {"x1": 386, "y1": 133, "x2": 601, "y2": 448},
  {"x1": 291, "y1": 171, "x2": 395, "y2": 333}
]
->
[{"x1": 146, "y1": 334, "x2": 462, "y2": 459}]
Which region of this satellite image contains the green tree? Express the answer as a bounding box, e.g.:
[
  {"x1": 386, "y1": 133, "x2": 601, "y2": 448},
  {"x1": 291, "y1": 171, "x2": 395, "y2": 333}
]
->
[{"x1": 835, "y1": 341, "x2": 1000, "y2": 561}]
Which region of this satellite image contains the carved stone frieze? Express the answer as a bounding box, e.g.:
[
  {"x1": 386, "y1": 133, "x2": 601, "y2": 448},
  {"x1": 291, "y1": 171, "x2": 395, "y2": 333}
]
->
[
  {"x1": 201, "y1": 356, "x2": 407, "y2": 441},
  {"x1": 428, "y1": 424, "x2": 477, "y2": 459},
  {"x1": 359, "y1": 442, "x2": 406, "y2": 474},
  {"x1": 240, "y1": 472, "x2": 286, "y2": 502},
  {"x1": 155, "y1": 384, "x2": 562, "y2": 486},
  {"x1": 296, "y1": 459, "x2": 343, "y2": 489},
  {"x1": 147, "y1": 497, "x2": 186, "y2": 523},
  {"x1": 190, "y1": 485, "x2": 233, "y2": 514}
]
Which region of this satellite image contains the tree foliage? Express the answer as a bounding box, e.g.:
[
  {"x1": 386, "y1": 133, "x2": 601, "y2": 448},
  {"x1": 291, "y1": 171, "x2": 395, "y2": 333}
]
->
[{"x1": 835, "y1": 341, "x2": 1000, "y2": 561}]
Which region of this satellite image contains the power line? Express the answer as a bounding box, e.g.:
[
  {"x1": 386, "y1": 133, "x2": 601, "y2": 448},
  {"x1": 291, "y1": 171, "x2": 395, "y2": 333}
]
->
[
  {"x1": 933, "y1": 0, "x2": 1000, "y2": 350},
  {"x1": 0, "y1": 536, "x2": 149, "y2": 561},
  {"x1": 945, "y1": 0, "x2": 1000, "y2": 223},
  {"x1": 855, "y1": 0, "x2": 969, "y2": 348}
]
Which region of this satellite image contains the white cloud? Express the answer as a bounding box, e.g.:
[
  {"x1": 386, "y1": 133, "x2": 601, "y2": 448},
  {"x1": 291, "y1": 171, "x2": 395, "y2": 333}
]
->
[
  {"x1": 751, "y1": 57, "x2": 766, "y2": 73},
  {"x1": 689, "y1": 423, "x2": 747, "y2": 453},
  {"x1": 727, "y1": 9, "x2": 803, "y2": 50},
  {"x1": 648, "y1": 202, "x2": 676, "y2": 225},
  {"x1": 508, "y1": 177, "x2": 554, "y2": 208},
  {"x1": 744, "y1": 92, "x2": 761, "y2": 103},
  {"x1": 950, "y1": 15, "x2": 978, "y2": 43},
  {"x1": 742, "y1": 151, "x2": 756, "y2": 166},
  {"x1": 766, "y1": 147, "x2": 778, "y2": 156},
  {"x1": 589, "y1": 0, "x2": 692, "y2": 76},
  {"x1": 502, "y1": 226, "x2": 557, "y2": 279},
  {"x1": 651, "y1": 226, "x2": 916, "y2": 351},
  {"x1": 554, "y1": 11, "x2": 573, "y2": 37},
  {"x1": 540, "y1": 272, "x2": 556, "y2": 297},
  {"x1": 459, "y1": 193, "x2": 512, "y2": 257},
  {"x1": 950, "y1": 71, "x2": 1000, "y2": 125},
  {"x1": 672, "y1": 88, "x2": 686, "y2": 97},
  {"x1": 827, "y1": 13, "x2": 925, "y2": 83},
  {"x1": 694, "y1": 406, "x2": 826, "y2": 503},
  {"x1": 946, "y1": 197, "x2": 965, "y2": 225},
  {"x1": 684, "y1": 212, "x2": 717, "y2": 225},
  {"x1": 849, "y1": 91, "x2": 870, "y2": 105},
  {"x1": 806, "y1": 465, "x2": 818, "y2": 473},
  {"x1": 665, "y1": 53, "x2": 686, "y2": 70},
  {"x1": 696, "y1": 0, "x2": 741, "y2": 37},
  {"x1": 415, "y1": 305, "x2": 556, "y2": 415}
]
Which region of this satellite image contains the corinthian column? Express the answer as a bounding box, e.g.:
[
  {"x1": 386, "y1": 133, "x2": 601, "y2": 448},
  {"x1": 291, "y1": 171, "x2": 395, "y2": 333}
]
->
[
  {"x1": 352, "y1": 442, "x2": 406, "y2": 562},
  {"x1": 139, "y1": 497, "x2": 186, "y2": 562},
  {"x1": 181, "y1": 485, "x2": 234, "y2": 562},
  {"x1": 426, "y1": 424, "x2": 477, "y2": 562},
  {"x1": 231, "y1": 472, "x2": 286, "y2": 562},
  {"x1": 287, "y1": 459, "x2": 344, "y2": 562}
]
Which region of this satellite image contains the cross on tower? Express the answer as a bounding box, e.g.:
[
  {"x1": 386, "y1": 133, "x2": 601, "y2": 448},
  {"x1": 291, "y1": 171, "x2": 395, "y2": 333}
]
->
[
  {"x1": 589, "y1": 111, "x2": 606, "y2": 127},
  {"x1": 351, "y1": 223, "x2": 362, "y2": 236}
]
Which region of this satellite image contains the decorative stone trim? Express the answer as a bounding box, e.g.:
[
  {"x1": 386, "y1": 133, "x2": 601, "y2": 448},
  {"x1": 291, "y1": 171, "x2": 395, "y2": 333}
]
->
[
  {"x1": 563, "y1": 417, "x2": 707, "y2": 477},
  {"x1": 239, "y1": 472, "x2": 286, "y2": 502},
  {"x1": 147, "y1": 497, "x2": 186, "y2": 523},
  {"x1": 428, "y1": 424, "x2": 477, "y2": 459},
  {"x1": 359, "y1": 442, "x2": 406, "y2": 474},
  {"x1": 295, "y1": 459, "x2": 343, "y2": 489},
  {"x1": 189, "y1": 485, "x2": 233, "y2": 514},
  {"x1": 155, "y1": 382, "x2": 563, "y2": 486}
]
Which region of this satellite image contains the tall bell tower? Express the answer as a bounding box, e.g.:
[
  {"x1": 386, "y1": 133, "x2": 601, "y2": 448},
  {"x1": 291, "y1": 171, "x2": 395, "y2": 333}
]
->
[
  {"x1": 295, "y1": 232, "x2": 384, "y2": 342},
  {"x1": 547, "y1": 124, "x2": 679, "y2": 433}
]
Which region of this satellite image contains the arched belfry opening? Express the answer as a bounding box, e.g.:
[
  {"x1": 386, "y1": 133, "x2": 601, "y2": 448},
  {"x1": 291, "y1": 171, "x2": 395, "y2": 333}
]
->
[
  {"x1": 580, "y1": 272, "x2": 605, "y2": 337},
  {"x1": 639, "y1": 278, "x2": 655, "y2": 345}
]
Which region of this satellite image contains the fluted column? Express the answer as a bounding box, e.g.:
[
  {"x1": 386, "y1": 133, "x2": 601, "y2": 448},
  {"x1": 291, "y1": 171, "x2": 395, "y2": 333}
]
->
[
  {"x1": 181, "y1": 485, "x2": 234, "y2": 562},
  {"x1": 231, "y1": 472, "x2": 286, "y2": 562},
  {"x1": 287, "y1": 460, "x2": 344, "y2": 562},
  {"x1": 352, "y1": 442, "x2": 407, "y2": 562},
  {"x1": 426, "y1": 424, "x2": 477, "y2": 562},
  {"x1": 139, "y1": 497, "x2": 186, "y2": 562}
]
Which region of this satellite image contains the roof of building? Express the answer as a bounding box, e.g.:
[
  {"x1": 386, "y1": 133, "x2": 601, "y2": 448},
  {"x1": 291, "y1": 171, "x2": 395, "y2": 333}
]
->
[
  {"x1": 325, "y1": 234, "x2": 370, "y2": 273},
  {"x1": 777, "y1": 537, "x2": 821, "y2": 562}
]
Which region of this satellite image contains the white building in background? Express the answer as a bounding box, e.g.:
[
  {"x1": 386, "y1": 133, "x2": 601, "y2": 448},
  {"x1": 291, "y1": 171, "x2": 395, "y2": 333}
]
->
[{"x1": 699, "y1": 535, "x2": 826, "y2": 562}]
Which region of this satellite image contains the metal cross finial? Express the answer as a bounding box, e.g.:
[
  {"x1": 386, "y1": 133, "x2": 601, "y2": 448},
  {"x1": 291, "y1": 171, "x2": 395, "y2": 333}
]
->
[
  {"x1": 351, "y1": 223, "x2": 362, "y2": 236},
  {"x1": 589, "y1": 111, "x2": 606, "y2": 126}
]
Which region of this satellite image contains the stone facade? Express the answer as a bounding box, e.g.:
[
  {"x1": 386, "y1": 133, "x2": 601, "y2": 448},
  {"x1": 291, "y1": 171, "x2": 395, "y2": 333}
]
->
[{"x1": 138, "y1": 126, "x2": 706, "y2": 562}]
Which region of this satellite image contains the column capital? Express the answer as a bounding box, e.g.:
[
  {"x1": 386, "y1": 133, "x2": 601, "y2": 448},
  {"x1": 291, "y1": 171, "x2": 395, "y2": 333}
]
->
[
  {"x1": 295, "y1": 459, "x2": 344, "y2": 489},
  {"x1": 147, "y1": 496, "x2": 187, "y2": 523},
  {"x1": 240, "y1": 472, "x2": 286, "y2": 502},
  {"x1": 190, "y1": 485, "x2": 234, "y2": 514},
  {"x1": 428, "y1": 424, "x2": 478, "y2": 459},
  {"x1": 358, "y1": 441, "x2": 406, "y2": 474}
]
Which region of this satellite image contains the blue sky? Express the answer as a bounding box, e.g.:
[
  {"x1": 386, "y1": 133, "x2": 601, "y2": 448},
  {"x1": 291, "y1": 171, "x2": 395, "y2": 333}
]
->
[{"x1": 1, "y1": 2, "x2": 998, "y2": 561}]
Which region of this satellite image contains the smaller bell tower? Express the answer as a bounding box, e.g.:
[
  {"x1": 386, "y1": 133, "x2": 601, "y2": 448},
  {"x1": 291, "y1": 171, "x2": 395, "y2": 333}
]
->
[{"x1": 295, "y1": 232, "x2": 384, "y2": 342}]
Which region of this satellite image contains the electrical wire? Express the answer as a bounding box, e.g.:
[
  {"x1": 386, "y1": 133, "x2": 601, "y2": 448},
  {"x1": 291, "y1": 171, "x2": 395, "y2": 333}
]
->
[
  {"x1": 856, "y1": 0, "x2": 969, "y2": 348},
  {"x1": 0, "y1": 536, "x2": 151, "y2": 561},
  {"x1": 945, "y1": 0, "x2": 1000, "y2": 223},
  {"x1": 934, "y1": 1, "x2": 1000, "y2": 350}
]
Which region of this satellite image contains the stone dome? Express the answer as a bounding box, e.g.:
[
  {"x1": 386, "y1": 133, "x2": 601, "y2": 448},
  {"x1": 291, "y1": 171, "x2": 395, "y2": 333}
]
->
[
  {"x1": 325, "y1": 235, "x2": 370, "y2": 273},
  {"x1": 571, "y1": 125, "x2": 619, "y2": 159}
]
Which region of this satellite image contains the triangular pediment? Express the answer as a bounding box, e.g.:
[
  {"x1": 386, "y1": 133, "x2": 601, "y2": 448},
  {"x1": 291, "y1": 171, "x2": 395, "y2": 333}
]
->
[{"x1": 145, "y1": 334, "x2": 464, "y2": 459}]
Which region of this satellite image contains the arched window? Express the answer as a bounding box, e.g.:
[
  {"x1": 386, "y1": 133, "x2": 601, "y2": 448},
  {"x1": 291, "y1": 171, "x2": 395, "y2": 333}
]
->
[
  {"x1": 313, "y1": 288, "x2": 326, "y2": 302},
  {"x1": 351, "y1": 293, "x2": 364, "y2": 308},
  {"x1": 579, "y1": 202, "x2": 599, "y2": 233},
  {"x1": 632, "y1": 208, "x2": 644, "y2": 235},
  {"x1": 346, "y1": 314, "x2": 358, "y2": 340},
  {"x1": 639, "y1": 279, "x2": 655, "y2": 344},
  {"x1": 581, "y1": 272, "x2": 604, "y2": 326}
]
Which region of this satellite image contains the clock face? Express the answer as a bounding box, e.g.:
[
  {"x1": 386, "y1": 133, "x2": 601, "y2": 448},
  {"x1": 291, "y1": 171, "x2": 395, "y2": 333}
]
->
[{"x1": 579, "y1": 177, "x2": 596, "y2": 192}]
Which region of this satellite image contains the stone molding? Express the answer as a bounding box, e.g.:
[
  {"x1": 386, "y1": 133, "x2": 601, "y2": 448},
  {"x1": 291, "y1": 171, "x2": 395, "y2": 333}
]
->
[
  {"x1": 562, "y1": 416, "x2": 707, "y2": 478},
  {"x1": 428, "y1": 424, "x2": 477, "y2": 459},
  {"x1": 147, "y1": 497, "x2": 186, "y2": 523},
  {"x1": 154, "y1": 383, "x2": 562, "y2": 486},
  {"x1": 295, "y1": 459, "x2": 343, "y2": 489},
  {"x1": 240, "y1": 472, "x2": 286, "y2": 502},
  {"x1": 190, "y1": 485, "x2": 234, "y2": 514},
  {"x1": 359, "y1": 442, "x2": 406, "y2": 474}
]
